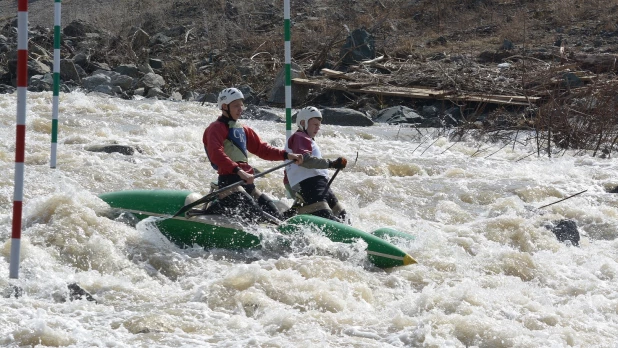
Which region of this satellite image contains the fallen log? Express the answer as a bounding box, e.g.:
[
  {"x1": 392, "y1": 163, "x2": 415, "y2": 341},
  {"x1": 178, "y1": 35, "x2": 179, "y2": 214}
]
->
[{"x1": 292, "y1": 77, "x2": 540, "y2": 106}]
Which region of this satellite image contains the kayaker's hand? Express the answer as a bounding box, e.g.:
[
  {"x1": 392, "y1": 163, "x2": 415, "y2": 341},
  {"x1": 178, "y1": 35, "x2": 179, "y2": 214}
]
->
[
  {"x1": 238, "y1": 169, "x2": 254, "y2": 184},
  {"x1": 287, "y1": 153, "x2": 304, "y2": 165},
  {"x1": 329, "y1": 157, "x2": 347, "y2": 169}
]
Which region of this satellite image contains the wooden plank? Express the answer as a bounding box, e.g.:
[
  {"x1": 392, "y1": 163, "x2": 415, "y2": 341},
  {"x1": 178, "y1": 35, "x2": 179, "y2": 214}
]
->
[
  {"x1": 354, "y1": 85, "x2": 451, "y2": 99},
  {"x1": 321, "y1": 68, "x2": 355, "y2": 80},
  {"x1": 461, "y1": 93, "x2": 541, "y2": 102},
  {"x1": 448, "y1": 94, "x2": 531, "y2": 106},
  {"x1": 292, "y1": 78, "x2": 539, "y2": 105}
]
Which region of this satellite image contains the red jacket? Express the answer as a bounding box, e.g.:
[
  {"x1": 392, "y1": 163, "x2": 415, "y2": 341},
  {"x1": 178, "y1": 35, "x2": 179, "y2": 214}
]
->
[{"x1": 203, "y1": 116, "x2": 286, "y2": 175}]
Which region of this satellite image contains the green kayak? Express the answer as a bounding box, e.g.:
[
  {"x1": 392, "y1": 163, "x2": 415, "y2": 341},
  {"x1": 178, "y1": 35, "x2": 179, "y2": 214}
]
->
[{"x1": 99, "y1": 189, "x2": 417, "y2": 268}]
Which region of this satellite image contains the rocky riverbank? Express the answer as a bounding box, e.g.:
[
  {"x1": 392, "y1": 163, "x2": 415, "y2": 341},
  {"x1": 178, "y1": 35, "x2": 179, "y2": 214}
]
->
[{"x1": 2, "y1": 0, "x2": 618, "y2": 152}]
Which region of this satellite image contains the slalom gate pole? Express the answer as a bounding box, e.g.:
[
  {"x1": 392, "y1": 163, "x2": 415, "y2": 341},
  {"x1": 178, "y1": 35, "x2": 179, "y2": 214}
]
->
[
  {"x1": 50, "y1": 0, "x2": 61, "y2": 168},
  {"x1": 284, "y1": 0, "x2": 292, "y2": 140},
  {"x1": 10, "y1": 0, "x2": 29, "y2": 279}
]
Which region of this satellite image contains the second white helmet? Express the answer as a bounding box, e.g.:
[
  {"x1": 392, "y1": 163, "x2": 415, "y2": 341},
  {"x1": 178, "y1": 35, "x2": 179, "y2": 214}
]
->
[
  {"x1": 296, "y1": 106, "x2": 322, "y2": 130},
  {"x1": 217, "y1": 88, "x2": 244, "y2": 109}
]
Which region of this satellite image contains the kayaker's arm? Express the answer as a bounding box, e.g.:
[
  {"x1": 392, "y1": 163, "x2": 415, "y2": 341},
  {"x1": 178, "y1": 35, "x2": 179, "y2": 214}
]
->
[
  {"x1": 244, "y1": 126, "x2": 287, "y2": 161},
  {"x1": 300, "y1": 153, "x2": 330, "y2": 169},
  {"x1": 300, "y1": 154, "x2": 346, "y2": 169}
]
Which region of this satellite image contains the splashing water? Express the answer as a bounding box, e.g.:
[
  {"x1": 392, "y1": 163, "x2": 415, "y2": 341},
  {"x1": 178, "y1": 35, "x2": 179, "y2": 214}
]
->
[{"x1": 1, "y1": 92, "x2": 618, "y2": 347}]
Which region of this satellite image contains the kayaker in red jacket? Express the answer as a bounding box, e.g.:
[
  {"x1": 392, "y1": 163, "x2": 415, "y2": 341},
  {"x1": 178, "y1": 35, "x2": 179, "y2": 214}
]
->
[
  {"x1": 284, "y1": 106, "x2": 348, "y2": 222},
  {"x1": 203, "y1": 87, "x2": 303, "y2": 223}
]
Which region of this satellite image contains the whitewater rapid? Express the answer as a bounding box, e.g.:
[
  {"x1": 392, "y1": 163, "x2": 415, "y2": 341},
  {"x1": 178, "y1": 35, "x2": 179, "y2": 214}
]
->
[{"x1": 1, "y1": 91, "x2": 617, "y2": 347}]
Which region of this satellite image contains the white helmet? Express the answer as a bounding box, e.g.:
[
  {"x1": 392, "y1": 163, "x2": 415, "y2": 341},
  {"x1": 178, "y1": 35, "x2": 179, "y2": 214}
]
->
[
  {"x1": 296, "y1": 106, "x2": 322, "y2": 130},
  {"x1": 217, "y1": 88, "x2": 244, "y2": 109}
]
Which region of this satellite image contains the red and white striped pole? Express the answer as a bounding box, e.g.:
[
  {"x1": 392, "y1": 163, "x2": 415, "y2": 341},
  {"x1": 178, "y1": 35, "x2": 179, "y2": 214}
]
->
[{"x1": 10, "y1": 0, "x2": 29, "y2": 279}]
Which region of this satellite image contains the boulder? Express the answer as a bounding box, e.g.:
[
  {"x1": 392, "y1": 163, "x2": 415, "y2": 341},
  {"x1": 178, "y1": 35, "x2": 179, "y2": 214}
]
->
[
  {"x1": 244, "y1": 105, "x2": 283, "y2": 122},
  {"x1": 92, "y1": 85, "x2": 115, "y2": 96},
  {"x1": 238, "y1": 85, "x2": 259, "y2": 105},
  {"x1": 29, "y1": 73, "x2": 54, "y2": 92},
  {"x1": 441, "y1": 106, "x2": 464, "y2": 126},
  {"x1": 110, "y1": 74, "x2": 134, "y2": 90},
  {"x1": 148, "y1": 58, "x2": 164, "y2": 70},
  {"x1": 320, "y1": 107, "x2": 374, "y2": 127},
  {"x1": 340, "y1": 28, "x2": 375, "y2": 65},
  {"x1": 82, "y1": 73, "x2": 111, "y2": 90},
  {"x1": 374, "y1": 106, "x2": 424, "y2": 124},
  {"x1": 114, "y1": 64, "x2": 141, "y2": 78},
  {"x1": 137, "y1": 72, "x2": 165, "y2": 89},
  {"x1": 0, "y1": 84, "x2": 16, "y2": 94},
  {"x1": 60, "y1": 59, "x2": 81, "y2": 83},
  {"x1": 146, "y1": 87, "x2": 169, "y2": 99},
  {"x1": 548, "y1": 219, "x2": 580, "y2": 246},
  {"x1": 66, "y1": 283, "x2": 97, "y2": 303},
  {"x1": 8, "y1": 58, "x2": 51, "y2": 78},
  {"x1": 268, "y1": 62, "x2": 308, "y2": 104},
  {"x1": 63, "y1": 20, "x2": 99, "y2": 38},
  {"x1": 85, "y1": 144, "x2": 140, "y2": 155},
  {"x1": 201, "y1": 92, "x2": 218, "y2": 104}
]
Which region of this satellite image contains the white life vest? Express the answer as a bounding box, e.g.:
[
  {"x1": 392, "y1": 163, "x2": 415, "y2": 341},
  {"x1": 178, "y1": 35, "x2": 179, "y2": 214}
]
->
[{"x1": 285, "y1": 134, "x2": 329, "y2": 189}]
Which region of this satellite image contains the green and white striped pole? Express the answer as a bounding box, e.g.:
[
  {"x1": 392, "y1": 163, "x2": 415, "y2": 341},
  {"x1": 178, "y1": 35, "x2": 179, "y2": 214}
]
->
[
  {"x1": 50, "y1": 0, "x2": 61, "y2": 168},
  {"x1": 284, "y1": 0, "x2": 292, "y2": 140}
]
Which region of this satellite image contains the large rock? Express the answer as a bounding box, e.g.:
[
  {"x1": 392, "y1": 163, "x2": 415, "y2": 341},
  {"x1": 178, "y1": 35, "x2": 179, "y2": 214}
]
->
[
  {"x1": 29, "y1": 73, "x2": 54, "y2": 92},
  {"x1": 238, "y1": 85, "x2": 259, "y2": 105},
  {"x1": 0, "y1": 84, "x2": 16, "y2": 94},
  {"x1": 85, "y1": 144, "x2": 140, "y2": 156},
  {"x1": 63, "y1": 20, "x2": 99, "y2": 38},
  {"x1": 374, "y1": 106, "x2": 424, "y2": 125},
  {"x1": 73, "y1": 53, "x2": 110, "y2": 74},
  {"x1": 320, "y1": 107, "x2": 374, "y2": 127},
  {"x1": 114, "y1": 64, "x2": 141, "y2": 78},
  {"x1": 8, "y1": 58, "x2": 51, "y2": 78},
  {"x1": 110, "y1": 74, "x2": 134, "y2": 90},
  {"x1": 60, "y1": 59, "x2": 81, "y2": 83},
  {"x1": 66, "y1": 283, "x2": 97, "y2": 303},
  {"x1": 268, "y1": 62, "x2": 308, "y2": 104},
  {"x1": 146, "y1": 87, "x2": 169, "y2": 99},
  {"x1": 82, "y1": 73, "x2": 111, "y2": 90},
  {"x1": 137, "y1": 72, "x2": 165, "y2": 89},
  {"x1": 548, "y1": 219, "x2": 580, "y2": 246},
  {"x1": 340, "y1": 28, "x2": 375, "y2": 65},
  {"x1": 148, "y1": 58, "x2": 164, "y2": 70},
  {"x1": 244, "y1": 105, "x2": 283, "y2": 122}
]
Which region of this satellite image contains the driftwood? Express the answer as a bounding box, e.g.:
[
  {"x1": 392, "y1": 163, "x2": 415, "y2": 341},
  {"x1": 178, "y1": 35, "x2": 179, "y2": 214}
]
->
[{"x1": 293, "y1": 68, "x2": 541, "y2": 106}]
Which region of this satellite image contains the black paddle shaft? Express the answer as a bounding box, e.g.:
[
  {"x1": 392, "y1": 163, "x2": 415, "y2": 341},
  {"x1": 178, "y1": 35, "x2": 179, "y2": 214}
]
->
[
  {"x1": 321, "y1": 168, "x2": 341, "y2": 196},
  {"x1": 172, "y1": 161, "x2": 292, "y2": 217},
  {"x1": 321, "y1": 152, "x2": 357, "y2": 196}
]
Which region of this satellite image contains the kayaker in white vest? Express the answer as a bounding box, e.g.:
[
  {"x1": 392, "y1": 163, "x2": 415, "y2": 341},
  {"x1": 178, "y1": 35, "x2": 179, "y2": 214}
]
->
[
  {"x1": 284, "y1": 107, "x2": 348, "y2": 222},
  {"x1": 203, "y1": 87, "x2": 303, "y2": 223}
]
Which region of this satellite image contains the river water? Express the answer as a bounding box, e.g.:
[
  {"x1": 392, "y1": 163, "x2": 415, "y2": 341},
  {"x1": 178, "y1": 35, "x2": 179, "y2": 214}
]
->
[{"x1": 1, "y1": 91, "x2": 617, "y2": 347}]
